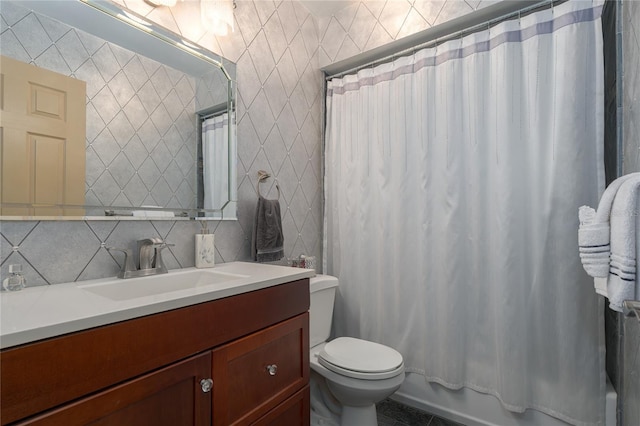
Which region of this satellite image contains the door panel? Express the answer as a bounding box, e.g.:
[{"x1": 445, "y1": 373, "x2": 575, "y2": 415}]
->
[{"x1": 0, "y1": 55, "x2": 85, "y2": 216}]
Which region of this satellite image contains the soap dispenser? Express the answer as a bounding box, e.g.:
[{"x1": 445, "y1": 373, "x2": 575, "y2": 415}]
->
[
  {"x1": 3, "y1": 264, "x2": 26, "y2": 291},
  {"x1": 195, "y1": 222, "x2": 215, "y2": 268}
]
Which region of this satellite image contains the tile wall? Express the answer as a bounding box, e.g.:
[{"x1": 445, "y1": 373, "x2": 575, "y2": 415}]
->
[
  {"x1": 316, "y1": 0, "x2": 493, "y2": 68},
  {"x1": 622, "y1": 0, "x2": 640, "y2": 424}
]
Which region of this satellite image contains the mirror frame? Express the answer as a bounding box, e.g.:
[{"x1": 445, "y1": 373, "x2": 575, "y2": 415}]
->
[{"x1": 0, "y1": 0, "x2": 237, "y2": 221}]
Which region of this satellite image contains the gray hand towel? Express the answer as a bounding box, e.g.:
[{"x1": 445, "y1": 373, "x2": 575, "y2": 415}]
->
[{"x1": 251, "y1": 196, "x2": 284, "y2": 262}]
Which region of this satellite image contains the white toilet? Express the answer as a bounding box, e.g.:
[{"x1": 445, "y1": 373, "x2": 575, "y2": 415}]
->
[{"x1": 309, "y1": 274, "x2": 405, "y2": 426}]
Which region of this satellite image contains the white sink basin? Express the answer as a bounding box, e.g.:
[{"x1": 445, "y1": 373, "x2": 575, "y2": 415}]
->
[{"x1": 79, "y1": 269, "x2": 249, "y2": 301}]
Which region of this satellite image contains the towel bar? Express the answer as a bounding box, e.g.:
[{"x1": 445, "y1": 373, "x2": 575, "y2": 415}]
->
[{"x1": 257, "y1": 170, "x2": 280, "y2": 199}]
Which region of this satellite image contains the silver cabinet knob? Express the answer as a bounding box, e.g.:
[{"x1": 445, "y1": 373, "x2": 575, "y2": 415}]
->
[
  {"x1": 266, "y1": 364, "x2": 278, "y2": 376},
  {"x1": 200, "y1": 378, "x2": 213, "y2": 393}
]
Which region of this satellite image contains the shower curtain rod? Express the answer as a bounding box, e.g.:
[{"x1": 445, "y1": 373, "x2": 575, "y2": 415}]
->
[{"x1": 324, "y1": 0, "x2": 567, "y2": 80}]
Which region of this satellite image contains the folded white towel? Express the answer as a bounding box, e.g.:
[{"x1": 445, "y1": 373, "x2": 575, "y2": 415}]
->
[
  {"x1": 132, "y1": 210, "x2": 175, "y2": 218},
  {"x1": 578, "y1": 173, "x2": 640, "y2": 284},
  {"x1": 594, "y1": 277, "x2": 608, "y2": 297},
  {"x1": 607, "y1": 178, "x2": 640, "y2": 312}
]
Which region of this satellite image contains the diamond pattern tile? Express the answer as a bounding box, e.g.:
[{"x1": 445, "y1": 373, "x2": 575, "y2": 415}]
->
[
  {"x1": 289, "y1": 83, "x2": 309, "y2": 128},
  {"x1": 123, "y1": 56, "x2": 150, "y2": 91},
  {"x1": 248, "y1": 91, "x2": 275, "y2": 142},
  {"x1": 92, "y1": 172, "x2": 121, "y2": 206},
  {"x1": 434, "y1": 1, "x2": 474, "y2": 26},
  {"x1": 108, "y1": 111, "x2": 135, "y2": 147},
  {"x1": 57, "y1": 30, "x2": 89, "y2": 71},
  {"x1": 35, "y1": 45, "x2": 71, "y2": 76},
  {"x1": 150, "y1": 142, "x2": 173, "y2": 173},
  {"x1": 92, "y1": 129, "x2": 120, "y2": 166},
  {"x1": 86, "y1": 147, "x2": 105, "y2": 188},
  {"x1": 276, "y1": 50, "x2": 299, "y2": 97},
  {"x1": 0, "y1": 1, "x2": 30, "y2": 26},
  {"x1": 122, "y1": 95, "x2": 148, "y2": 130},
  {"x1": 123, "y1": 173, "x2": 149, "y2": 206},
  {"x1": 264, "y1": 71, "x2": 288, "y2": 118},
  {"x1": 335, "y1": 3, "x2": 358, "y2": 33},
  {"x1": 277, "y1": 0, "x2": 300, "y2": 44},
  {"x1": 253, "y1": 0, "x2": 277, "y2": 26},
  {"x1": 264, "y1": 12, "x2": 288, "y2": 64},
  {"x1": 76, "y1": 59, "x2": 106, "y2": 98},
  {"x1": 351, "y1": 5, "x2": 379, "y2": 51},
  {"x1": 300, "y1": 15, "x2": 319, "y2": 59},
  {"x1": 109, "y1": 152, "x2": 136, "y2": 188},
  {"x1": 397, "y1": 8, "x2": 430, "y2": 40},
  {"x1": 264, "y1": 126, "x2": 288, "y2": 175},
  {"x1": 93, "y1": 44, "x2": 121, "y2": 82},
  {"x1": 364, "y1": 22, "x2": 394, "y2": 52},
  {"x1": 248, "y1": 30, "x2": 276, "y2": 84},
  {"x1": 289, "y1": 33, "x2": 310, "y2": 77},
  {"x1": 379, "y1": 0, "x2": 412, "y2": 39},
  {"x1": 20, "y1": 221, "x2": 101, "y2": 284},
  {"x1": 0, "y1": 29, "x2": 30, "y2": 64},
  {"x1": 93, "y1": 86, "x2": 121, "y2": 125},
  {"x1": 237, "y1": 50, "x2": 262, "y2": 107},
  {"x1": 11, "y1": 13, "x2": 51, "y2": 59},
  {"x1": 109, "y1": 71, "x2": 136, "y2": 107},
  {"x1": 76, "y1": 30, "x2": 106, "y2": 56}
]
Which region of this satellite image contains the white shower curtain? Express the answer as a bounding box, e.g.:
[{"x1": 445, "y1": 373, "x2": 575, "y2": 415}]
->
[
  {"x1": 202, "y1": 113, "x2": 229, "y2": 212},
  {"x1": 324, "y1": 1, "x2": 606, "y2": 425}
]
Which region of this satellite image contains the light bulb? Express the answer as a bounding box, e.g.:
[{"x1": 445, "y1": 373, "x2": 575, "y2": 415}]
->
[{"x1": 201, "y1": 0, "x2": 234, "y2": 36}]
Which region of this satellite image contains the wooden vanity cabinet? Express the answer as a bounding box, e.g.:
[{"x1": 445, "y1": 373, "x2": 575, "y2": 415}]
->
[
  {"x1": 1, "y1": 279, "x2": 310, "y2": 426},
  {"x1": 17, "y1": 352, "x2": 213, "y2": 426}
]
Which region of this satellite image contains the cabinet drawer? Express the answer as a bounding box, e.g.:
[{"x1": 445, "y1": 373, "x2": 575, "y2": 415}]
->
[
  {"x1": 252, "y1": 385, "x2": 310, "y2": 426},
  {"x1": 213, "y1": 313, "x2": 309, "y2": 426},
  {"x1": 17, "y1": 352, "x2": 212, "y2": 426}
]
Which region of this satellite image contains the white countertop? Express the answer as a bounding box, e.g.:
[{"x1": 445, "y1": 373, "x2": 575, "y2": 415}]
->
[{"x1": 0, "y1": 262, "x2": 315, "y2": 349}]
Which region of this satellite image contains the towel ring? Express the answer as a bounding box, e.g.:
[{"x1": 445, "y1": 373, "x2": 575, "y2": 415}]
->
[{"x1": 257, "y1": 170, "x2": 280, "y2": 199}]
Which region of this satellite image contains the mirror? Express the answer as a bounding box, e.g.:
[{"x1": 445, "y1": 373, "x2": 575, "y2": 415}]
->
[{"x1": 0, "y1": 0, "x2": 237, "y2": 220}]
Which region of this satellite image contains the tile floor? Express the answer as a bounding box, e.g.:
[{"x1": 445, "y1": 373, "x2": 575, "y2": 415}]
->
[{"x1": 376, "y1": 399, "x2": 465, "y2": 426}]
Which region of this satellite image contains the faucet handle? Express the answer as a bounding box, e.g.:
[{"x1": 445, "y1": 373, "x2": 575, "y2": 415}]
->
[
  {"x1": 105, "y1": 246, "x2": 136, "y2": 278},
  {"x1": 153, "y1": 242, "x2": 174, "y2": 274}
]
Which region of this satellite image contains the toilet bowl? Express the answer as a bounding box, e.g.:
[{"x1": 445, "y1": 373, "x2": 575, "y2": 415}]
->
[{"x1": 309, "y1": 275, "x2": 405, "y2": 426}]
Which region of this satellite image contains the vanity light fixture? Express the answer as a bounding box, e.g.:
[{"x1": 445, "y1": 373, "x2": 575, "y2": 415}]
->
[{"x1": 201, "y1": 0, "x2": 235, "y2": 36}]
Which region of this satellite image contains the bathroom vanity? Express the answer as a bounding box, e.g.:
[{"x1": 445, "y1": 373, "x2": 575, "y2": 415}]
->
[{"x1": 0, "y1": 262, "x2": 314, "y2": 425}]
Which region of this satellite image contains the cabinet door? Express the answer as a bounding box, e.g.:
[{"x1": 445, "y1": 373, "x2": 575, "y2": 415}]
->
[
  {"x1": 213, "y1": 313, "x2": 309, "y2": 426},
  {"x1": 252, "y1": 386, "x2": 310, "y2": 426},
  {"x1": 18, "y1": 352, "x2": 212, "y2": 426}
]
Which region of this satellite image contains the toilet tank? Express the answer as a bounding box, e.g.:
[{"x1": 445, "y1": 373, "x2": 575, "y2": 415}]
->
[{"x1": 309, "y1": 274, "x2": 339, "y2": 348}]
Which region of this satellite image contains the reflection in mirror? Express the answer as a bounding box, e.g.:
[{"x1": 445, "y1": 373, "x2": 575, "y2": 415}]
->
[{"x1": 0, "y1": 0, "x2": 237, "y2": 219}]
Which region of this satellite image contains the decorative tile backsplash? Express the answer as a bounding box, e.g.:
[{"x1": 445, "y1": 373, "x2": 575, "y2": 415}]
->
[{"x1": 0, "y1": 219, "x2": 239, "y2": 285}]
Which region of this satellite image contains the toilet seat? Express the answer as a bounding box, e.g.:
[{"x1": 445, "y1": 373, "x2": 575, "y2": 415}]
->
[{"x1": 318, "y1": 337, "x2": 404, "y2": 380}]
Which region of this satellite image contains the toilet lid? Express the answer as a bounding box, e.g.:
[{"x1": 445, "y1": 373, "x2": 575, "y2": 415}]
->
[{"x1": 318, "y1": 337, "x2": 403, "y2": 374}]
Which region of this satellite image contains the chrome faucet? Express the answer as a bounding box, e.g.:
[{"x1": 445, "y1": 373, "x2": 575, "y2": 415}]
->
[{"x1": 106, "y1": 239, "x2": 174, "y2": 279}]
